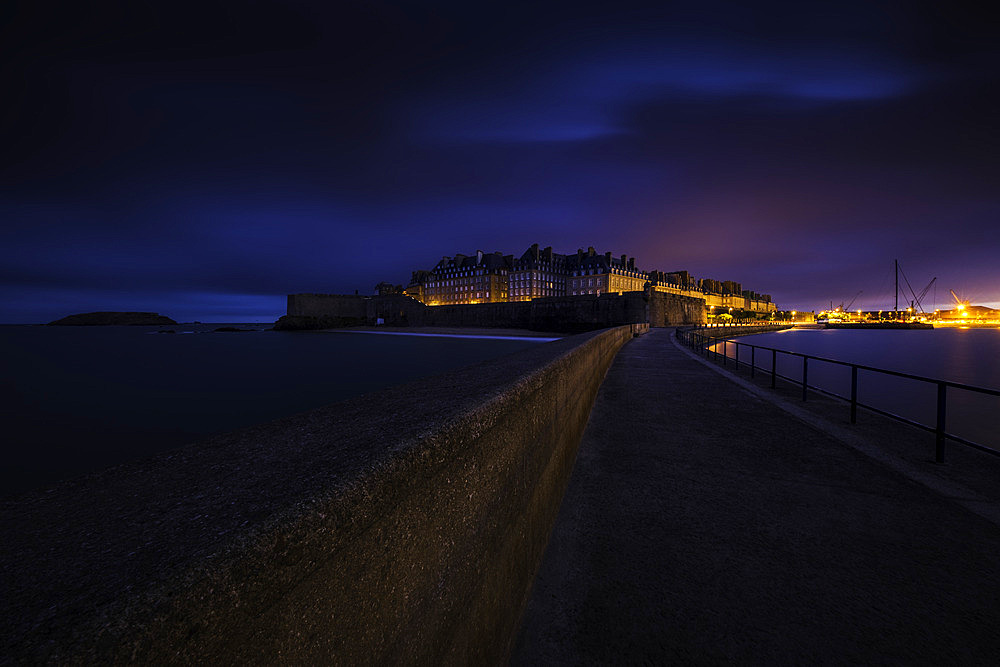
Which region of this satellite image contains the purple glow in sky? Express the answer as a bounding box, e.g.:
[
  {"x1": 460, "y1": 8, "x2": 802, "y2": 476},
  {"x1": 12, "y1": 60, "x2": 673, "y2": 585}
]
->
[{"x1": 2, "y1": 0, "x2": 997, "y2": 321}]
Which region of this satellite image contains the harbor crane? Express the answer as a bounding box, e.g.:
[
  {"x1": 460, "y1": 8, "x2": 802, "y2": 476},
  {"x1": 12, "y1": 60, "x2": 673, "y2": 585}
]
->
[
  {"x1": 912, "y1": 277, "x2": 936, "y2": 314},
  {"x1": 894, "y1": 261, "x2": 936, "y2": 314},
  {"x1": 844, "y1": 290, "x2": 862, "y2": 312},
  {"x1": 834, "y1": 291, "x2": 862, "y2": 312}
]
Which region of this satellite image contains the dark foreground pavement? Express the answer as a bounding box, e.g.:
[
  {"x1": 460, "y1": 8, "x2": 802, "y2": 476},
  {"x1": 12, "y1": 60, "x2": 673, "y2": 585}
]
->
[{"x1": 513, "y1": 328, "x2": 1000, "y2": 664}]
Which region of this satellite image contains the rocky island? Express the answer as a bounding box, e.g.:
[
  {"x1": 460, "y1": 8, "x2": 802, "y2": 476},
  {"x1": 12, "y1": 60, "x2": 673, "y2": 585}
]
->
[{"x1": 47, "y1": 312, "x2": 177, "y2": 326}]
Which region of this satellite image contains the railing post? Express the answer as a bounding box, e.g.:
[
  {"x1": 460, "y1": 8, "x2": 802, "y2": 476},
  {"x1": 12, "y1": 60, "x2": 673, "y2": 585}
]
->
[
  {"x1": 751, "y1": 346, "x2": 755, "y2": 379},
  {"x1": 734, "y1": 342, "x2": 739, "y2": 371},
  {"x1": 771, "y1": 349, "x2": 777, "y2": 388},
  {"x1": 850, "y1": 366, "x2": 858, "y2": 424},
  {"x1": 936, "y1": 382, "x2": 947, "y2": 463},
  {"x1": 723, "y1": 340, "x2": 727, "y2": 366},
  {"x1": 802, "y1": 357, "x2": 808, "y2": 401}
]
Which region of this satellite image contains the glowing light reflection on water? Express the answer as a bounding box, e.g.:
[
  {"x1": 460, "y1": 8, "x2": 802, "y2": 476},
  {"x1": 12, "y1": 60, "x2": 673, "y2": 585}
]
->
[{"x1": 713, "y1": 328, "x2": 1000, "y2": 451}]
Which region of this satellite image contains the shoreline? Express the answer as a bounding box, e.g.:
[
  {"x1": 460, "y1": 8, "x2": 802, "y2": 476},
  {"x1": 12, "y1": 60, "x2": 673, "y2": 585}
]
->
[{"x1": 932, "y1": 322, "x2": 1000, "y2": 329}]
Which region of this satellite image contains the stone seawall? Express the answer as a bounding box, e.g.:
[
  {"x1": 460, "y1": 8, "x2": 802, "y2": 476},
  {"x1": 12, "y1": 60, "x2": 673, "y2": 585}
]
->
[
  {"x1": 1, "y1": 325, "x2": 645, "y2": 663},
  {"x1": 277, "y1": 289, "x2": 705, "y2": 331},
  {"x1": 283, "y1": 293, "x2": 368, "y2": 327},
  {"x1": 647, "y1": 291, "x2": 706, "y2": 327},
  {"x1": 693, "y1": 324, "x2": 792, "y2": 339}
]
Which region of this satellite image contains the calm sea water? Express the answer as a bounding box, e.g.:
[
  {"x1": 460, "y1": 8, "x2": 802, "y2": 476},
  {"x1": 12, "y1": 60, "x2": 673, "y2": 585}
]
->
[
  {"x1": 721, "y1": 328, "x2": 1000, "y2": 451},
  {"x1": 0, "y1": 325, "x2": 552, "y2": 496}
]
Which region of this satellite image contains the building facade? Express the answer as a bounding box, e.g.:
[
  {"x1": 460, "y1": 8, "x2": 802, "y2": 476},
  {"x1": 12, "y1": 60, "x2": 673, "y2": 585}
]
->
[
  {"x1": 568, "y1": 247, "x2": 647, "y2": 296},
  {"x1": 420, "y1": 250, "x2": 511, "y2": 306},
  {"x1": 510, "y1": 244, "x2": 569, "y2": 301},
  {"x1": 404, "y1": 243, "x2": 777, "y2": 313}
]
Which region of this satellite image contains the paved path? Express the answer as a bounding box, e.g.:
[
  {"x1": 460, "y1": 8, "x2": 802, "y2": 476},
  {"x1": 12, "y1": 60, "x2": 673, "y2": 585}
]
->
[{"x1": 513, "y1": 328, "x2": 1000, "y2": 664}]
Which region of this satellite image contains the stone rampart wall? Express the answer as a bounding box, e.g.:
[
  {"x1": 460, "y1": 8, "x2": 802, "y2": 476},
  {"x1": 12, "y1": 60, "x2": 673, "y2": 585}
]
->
[
  {"x1": 648, "y1": 290, "x2": 707, "y2": 326},
  {"x1": 280, "y1": 290, "x2": 705, "y2": 331},
  {"x1": 695, "y1": 324, "x2": 792, "y2": 338},
  {"x1": 1, "y1": 326, "x2": 643, "y2": 663},
  {"x1": 287, "y1": 293, "x2": 366, "y2": 318}
]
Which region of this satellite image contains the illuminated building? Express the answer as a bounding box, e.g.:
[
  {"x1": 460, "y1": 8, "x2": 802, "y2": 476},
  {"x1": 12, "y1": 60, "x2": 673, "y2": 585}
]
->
[
  {"x1": 510, "y1": 244, "x2": 568, "y2": 301},
  {"x1": 403, "y1": 270, "x2": 432, "y2": 302},
  {"x1": 403, "y1": 243, "x2": 777, "y2": 313},
  {"x1": 421, "y1": 250, "x2": 511, "y2": 305},
  {"x1": 647, "y1": 270, "x2": 698, "y2": 295},
  {"x1": 568, "y1": 247, "x2": 647, "y2": 295}
]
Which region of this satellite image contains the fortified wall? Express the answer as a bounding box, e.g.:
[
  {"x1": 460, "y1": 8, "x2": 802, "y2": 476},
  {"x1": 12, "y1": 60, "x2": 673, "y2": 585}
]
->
[
  {"x1": 1, "y1": 326, "x2": 645, "y2": 663},
  {"x1": 277, "y1": 288, "x2": 706, "y2": 331},
  {"x1": 692, "y1": 324, "x2": 793, "y2": 339},
  {"x1": 286, "y1": 293, "x2": 368, "y2": 325}
]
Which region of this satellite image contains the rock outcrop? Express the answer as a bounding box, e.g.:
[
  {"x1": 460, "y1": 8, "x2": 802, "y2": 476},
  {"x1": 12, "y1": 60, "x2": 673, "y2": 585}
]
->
[{"x1": 47, "y1": 312, "x2": 178, "y2": 326}]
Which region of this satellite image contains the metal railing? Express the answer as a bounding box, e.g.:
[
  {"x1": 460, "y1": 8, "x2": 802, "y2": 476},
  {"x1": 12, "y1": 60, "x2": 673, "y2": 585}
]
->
[{"x1": 676, "y1": 327, "x2": 1000, "y2": 463}]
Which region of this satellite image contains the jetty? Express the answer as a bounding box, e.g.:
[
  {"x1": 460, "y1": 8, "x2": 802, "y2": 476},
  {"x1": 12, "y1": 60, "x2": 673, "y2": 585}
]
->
[{"x1": 514, "y1": 329, "x2": 1000, "y2": 662}]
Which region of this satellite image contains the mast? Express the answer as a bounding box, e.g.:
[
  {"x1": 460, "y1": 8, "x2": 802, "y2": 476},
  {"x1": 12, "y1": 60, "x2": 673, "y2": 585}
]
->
[{"x1": 894, "y1": 259, "x2": 898, "y2": 313}]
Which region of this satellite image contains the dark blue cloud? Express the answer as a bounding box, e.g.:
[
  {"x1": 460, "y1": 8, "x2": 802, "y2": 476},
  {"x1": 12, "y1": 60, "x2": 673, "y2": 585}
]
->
[
  {"x1": 2, "y1": 0, "x2": 999, "y2": 321},
  {"x1": 411, "y1": 39, "x2": 918, "y2": 143}
]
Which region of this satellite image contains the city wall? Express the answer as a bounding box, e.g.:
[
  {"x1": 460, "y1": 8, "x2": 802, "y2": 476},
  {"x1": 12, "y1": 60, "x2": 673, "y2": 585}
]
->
[
  {"x1": 286, "y1": 293, "x2": 368, "y2": 325},
  {"x1": 647, "y1": 290, "x2": 706, "y2": 327},
  {"x1": 278, "y1": 289, "x2": 706, "y2": 331},
  {"x1": 1, "y1": 325, "x2": 645, "y2": 663},
  {"x1": 691, "y1": 324, "x2": 793, "y2": 339}
]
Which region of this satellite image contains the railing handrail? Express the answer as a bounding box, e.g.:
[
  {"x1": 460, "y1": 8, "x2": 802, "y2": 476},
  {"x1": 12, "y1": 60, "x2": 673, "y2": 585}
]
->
[
  {"x1": 684, "y1": 326, "x2": 1000, "y2": 397},
  {"x1": 675, "y1": 326, "x2": 1000, "y2": 463}
]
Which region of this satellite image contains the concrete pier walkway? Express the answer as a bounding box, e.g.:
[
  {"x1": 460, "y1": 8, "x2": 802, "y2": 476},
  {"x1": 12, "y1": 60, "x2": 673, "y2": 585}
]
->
[{"x1": 513, "y1": 328, "x2": 1000, "y2": 664}]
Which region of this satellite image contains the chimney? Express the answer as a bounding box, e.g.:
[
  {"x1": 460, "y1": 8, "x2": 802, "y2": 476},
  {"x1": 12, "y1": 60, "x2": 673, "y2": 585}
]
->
[
  {"x1": 628, "y1": 257, "x2": 635, "y2": 269},
  {"x1": 588, "y1": 246, "x2": 595, "y2": 257},
  {"x1": 621, "y1": 254, "x2": 627, "y2": 267},
  {"x1": 605, "y1": 251, "x2": 612, "y2": 265}
]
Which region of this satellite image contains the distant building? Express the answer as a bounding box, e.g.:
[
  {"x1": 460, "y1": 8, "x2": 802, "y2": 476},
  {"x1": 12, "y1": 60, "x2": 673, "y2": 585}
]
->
[
  {"x1": 422, "y1": 250, "x2": 511, "y2": 305},
  {"x1": 568, "y1": 247, "x2": 647, "y2": 295},
  {"x1": 647, "y1": 270, "x2": 699, "y2": 294},
  {"x1": 396, "y1": 243, "x2": 777, "y2": 313},
  {"x1": 404, "y1": 270, "x2": 433, "y2": 302},
  {"x1": 375, "y1": 282, "x2": 404, "y2": 296},
  {"x1": 510, "y1": 244, "x2": 568, "y2": 301}
]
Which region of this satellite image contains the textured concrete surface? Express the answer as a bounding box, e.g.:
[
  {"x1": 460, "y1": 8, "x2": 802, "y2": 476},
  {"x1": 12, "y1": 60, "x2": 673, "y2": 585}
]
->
[
  {"x1": 699, "y1": 324, "x2": 792, "y2": 338},
  {"x1": 327, "y1": 326, "x2": 565, "y2": 338},
  {"x1": 281, "y1": 290, "x2": 703, "y2": 332},
  {"x1": 1, "y1": 326, "x2": 636, "y2": 663},
  {"x1": 514, "y1": 328, "x2": 1000, "y2": 664}
]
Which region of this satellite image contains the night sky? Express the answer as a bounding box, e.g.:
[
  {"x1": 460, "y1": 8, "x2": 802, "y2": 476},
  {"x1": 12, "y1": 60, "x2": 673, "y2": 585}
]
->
[{"x1": 2, "y1": 1, "x2": 997, "y2": 322}]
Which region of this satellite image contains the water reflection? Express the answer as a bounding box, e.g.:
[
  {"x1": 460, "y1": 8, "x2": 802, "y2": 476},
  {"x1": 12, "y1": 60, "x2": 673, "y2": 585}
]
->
[{"x1": 710, "y1": 328, "x2": 1000, "y2": 451}]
